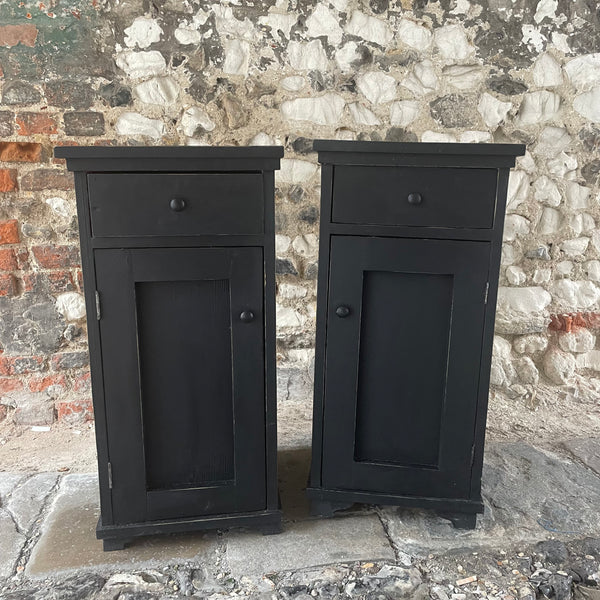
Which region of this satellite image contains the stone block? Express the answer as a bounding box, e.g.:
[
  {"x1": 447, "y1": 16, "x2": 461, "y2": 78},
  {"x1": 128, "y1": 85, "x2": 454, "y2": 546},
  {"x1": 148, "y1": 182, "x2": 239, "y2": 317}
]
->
[
  {"x1": 99, "y1": 83, "x2": 132, "y2": 107},
  {"x1": 543, "y1": 348, "x2": 576, "y2": 385},
  {"x1": 0, "y1": 111, "x2": 14, "y2": 136},
  {"x1": 433, "y1": 24, "x2": 473, "y2": 62},
  {"x1": 0, "y1": 24, "x2": 38, "y2": 48},
  {"x1": 357, "y1": 72, "x2": 397, "y2": 105},
  {"x1": 26, "y1": 474, "x2": 219, "y2": 577},
  {"x1": 226, "y1": 515, "x2": 394, "y2": 577},
  {"x1": 21, "y1": 170, "x2": 72, "y2": 191},
  {"x1": 134, "y1": 77, "x2": 179, "y2": 106},
  {"x1": 31, "y1": 245, "x2": 80, "y2": 269},
  {"x1": 0, "y1": 170, "x2": 18, "y2": 193},
  {"x1": 382, "y1": 442, "x2": 600, "y2": 556},
  {"x1": 0, "y1": 219, "x2": 19, "y2": 244},
  {"x1": 45, "y1": 81, "x2": 94, "y2": 109},
  {"x1": 6, "y1": 473, "x2": 58, "y2": 532},
  {"x1": 0, "y1": 142, "x2": 42, "y2": 162},
  {"x1": 4, "y1": 390, "x2": 55, "y2": 426},
  {"x1": 63, "y1": 112, "x2": 105, "y2": 136},
  {"x1": 16, "y1": 112, "x2": 58, "y2": 135},
  {"x1": 281, "y1": 94, "x2": 345, "y2": 126},
  {"x1": 0, "y1": 274, "x2": 18, "y2": 297},
  {"x1": 56, "y1": 292, "x2": 86, "y2": 321},
  {"x1": 124, "y1": 16, "x2": 163, "y2": 49},
  {"x1": 115, "y1": 50, "x2": 167, "y2": 79},
  {"x1": 430, "y1": 94, "x2": 477, "y2": 128},
  {"x1": 115, "y1": 112, "x2": 165, "y2": 139},
  {"x1": 51, "y1": 351, "x2": 89, "y2": 370},
  {"x1": 1, "y1": 81, "x2": 41, "y2": 105},
  {"x1": 402, "y1": 60, "x2": 438, "y2": 96},
  {"x1": 306, "y1": 4, "x2": 342, "y2": 45},
  {"x1": 345, "y1": 11, "x2": 393, "y2": 45},
  {"x1": 0, "y1": 509, "x2": 26, "y2": 578}
]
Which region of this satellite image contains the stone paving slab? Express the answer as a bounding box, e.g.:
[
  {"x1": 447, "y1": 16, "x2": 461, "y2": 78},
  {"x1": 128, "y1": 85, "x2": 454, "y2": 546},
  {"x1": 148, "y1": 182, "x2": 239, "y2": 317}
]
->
[
  {"x1": 382, "y1": 441, "x2": 600, "y2": 556},
  {"x1": 0, "y1": 473, "x2": 26, "y2": 501},
  {"x1": 26, "y1": 474, "x2": 219, "y2": 578},
  {"x1": 225, "y1": 514, "x2": 395, "y2": 577},
  {"x1": 0, "y1": 509, "x2": 26, "y2": 579},
  {"x1": 563, "y1": 437, "x2": 600, "y2": 476},
  {"x1": 6, "y1": 473, "x2": 58, "y2": 533}
]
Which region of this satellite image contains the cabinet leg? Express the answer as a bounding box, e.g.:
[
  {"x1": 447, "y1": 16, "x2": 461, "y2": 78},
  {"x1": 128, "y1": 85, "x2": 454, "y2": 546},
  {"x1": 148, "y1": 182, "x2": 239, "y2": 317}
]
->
[
  {"x1": 440, "y1": 512, "x2": 478, "y2": 530},
  {"x1": 261, "y1": 522, "x2": 283, "y2": 536},
  {"x1": 310, "y1": 500, "x2": 353, "y2": 517},
  {"x1": 102, "y1": 538, "x2": 131, "y2": 551}
]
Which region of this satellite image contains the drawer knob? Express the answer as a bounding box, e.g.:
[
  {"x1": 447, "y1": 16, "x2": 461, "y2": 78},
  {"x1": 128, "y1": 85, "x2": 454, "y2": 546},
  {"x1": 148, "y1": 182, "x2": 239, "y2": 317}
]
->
[
  {"x1": 335, "y1": 305, "x2": 351, "y2": 318},
  {"x1": 240, "y1": 310, "x2": 255, "y2": 323},
  {"x1": 169, "y1": 197, "x2": 186, "y2": 212},
  {"x1": 407, "y1": 192, "x2": 422, "y2": 205}
]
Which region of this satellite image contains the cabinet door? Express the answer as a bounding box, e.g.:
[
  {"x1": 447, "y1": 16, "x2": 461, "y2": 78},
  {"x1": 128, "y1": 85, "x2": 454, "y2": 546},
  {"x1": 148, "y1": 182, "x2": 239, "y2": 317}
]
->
[
  {"x1": 95, "y1": 247, "x2": 265, "y2": 524},
  {"x1": 322, "y1": 236, "x2": 490, "y2": 499}
]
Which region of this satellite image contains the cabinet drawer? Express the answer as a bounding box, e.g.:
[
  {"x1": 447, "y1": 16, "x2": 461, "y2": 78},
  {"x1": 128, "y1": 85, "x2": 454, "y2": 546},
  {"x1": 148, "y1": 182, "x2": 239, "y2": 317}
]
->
[
  {"x1": 88, "y1": 173, "x2": 263, "y2": 237},
  {"x1": 331, "y1": 165, "x2": 497, "y2": 229}
]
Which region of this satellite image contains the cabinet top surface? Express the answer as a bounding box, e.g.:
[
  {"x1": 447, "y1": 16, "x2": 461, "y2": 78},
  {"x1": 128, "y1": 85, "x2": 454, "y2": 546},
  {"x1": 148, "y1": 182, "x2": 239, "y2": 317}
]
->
[
  {"x1": 54, "y1": 145, "x2": 284, "y2": 160},
  {"x1": 314, "y1": 140, "x2": 525, "y2": 158}
]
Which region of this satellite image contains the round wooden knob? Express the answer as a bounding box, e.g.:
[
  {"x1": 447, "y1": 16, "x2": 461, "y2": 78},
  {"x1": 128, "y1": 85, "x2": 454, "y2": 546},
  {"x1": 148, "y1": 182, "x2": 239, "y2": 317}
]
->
[
  {"x1": 169, "y1": 198, "x2": 186, "y2": 212},
  {"x1": 240, "y1": 310, "x2": 255, "y2": 323},
  {"x1": 407, "y1": 192, "x2": 422, "y2": 205},
  {"x1": 335, "y1": 305, "x2": 350, "y2": 318}
]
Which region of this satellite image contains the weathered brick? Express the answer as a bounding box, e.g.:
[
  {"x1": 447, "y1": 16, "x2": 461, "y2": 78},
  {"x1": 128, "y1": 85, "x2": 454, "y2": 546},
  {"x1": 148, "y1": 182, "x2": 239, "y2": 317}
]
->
[
  {"x1": 0, "y1": 248, "x2": 18, "y2": 271},
  {"x1": 0, "y1": 274, "x2": 18, "y2": 296},
  {"x1": 51, "y1": 351, "x2": 88, "y2": 370},
  {"x1": 0, "y1": 377, "x2": 24, "y2": 395},
  {"x1": 0, "y1": 169, "x2": 18, "y2": 192},
  {"x1": 0, "y1": 142, "x2": 42, "y2": 162},
  {"x1": 20, "y1": 169, "x2": 72, "y2": 191},
  {"x1": 64, "y1": 112, "x2": 105, "y2": 136},
  {"x1": 45, "y1": 81, "x2": 94, "y2": 109},
  {"x1": 31, "y1": 245, "x2": 80, "y2": 269},
  {"x1": 549, "y1": 312, "x2": 600, "y2": 332},
  {"x1": 52, "y1": 141, "x2": 79, "y2": 164},
  {"x1": 21, "y1": 272, "x2": 38, "y2": 293},
  {"x1": 16, "y1": 112, "x2": 58, "y2": 135},
  {"x1": 0, "y1": 355, "x2": 45, "y2": 376},
  {"x1": 0, "y1": 25, "x2": 38, "y2": 48},
  {"x1": 0, "y1": 112, "x2": 14, "y2": 136},
  {"x1": 46, "y1": 271, "x2": 75, "y2": 293},
  {"x1": 29, "y1": 373, "x2": 66, "y2": 393},
  {"x1": 0, "y1": 220, "x2": 19, "y2": 245},
  {"x1": 76, "y1": 269, "x2": 84, "y2": 291},
  {"x1": 1, "y1": 81, "x2": 41, "y2": 105},
  {"x1": 15, "y1": 248, "x2": 29, "y2": 270},
  {"x1": 56, "y1": 398, "x2": 93, "y2": 423},
  {"x1": 73, "y1": 371, "x2": 91, "y2": 393}
]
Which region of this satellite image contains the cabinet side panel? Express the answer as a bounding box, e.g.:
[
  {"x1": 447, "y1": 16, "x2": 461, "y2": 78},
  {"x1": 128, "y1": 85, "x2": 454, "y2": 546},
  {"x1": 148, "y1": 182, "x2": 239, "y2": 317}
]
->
[
  {"x1": 136, "y1": 279, "x2": 235, "y2": 490},
  {"x1": 354, "y1": 270, "x2": 453, "y2": 468}
]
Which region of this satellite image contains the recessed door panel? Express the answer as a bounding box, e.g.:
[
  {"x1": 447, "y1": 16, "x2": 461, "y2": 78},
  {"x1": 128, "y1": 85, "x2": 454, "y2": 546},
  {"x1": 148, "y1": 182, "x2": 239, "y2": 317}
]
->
[
  {"x1": 322, "y1": 236, "x2": 490, "y2": 498},
  {"x1": 354, "y1": 270, "x2": 453, "y2": 468},
  {"x1": 136, "y1": 279, "x2": 235, "y2": 490},
  {"x1": 95, "y1": 247, "x2": 266, "y2": 524}
]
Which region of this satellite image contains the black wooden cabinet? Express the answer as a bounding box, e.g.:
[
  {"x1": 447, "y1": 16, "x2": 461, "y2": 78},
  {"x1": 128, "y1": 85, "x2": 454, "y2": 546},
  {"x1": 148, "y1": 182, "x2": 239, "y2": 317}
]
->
[
  {"x1": 307, "y1": 141, "x2": 525, "y2": 528},
  {"x1": 55, "y1": 147, "x2": 283, "y2": 549}
]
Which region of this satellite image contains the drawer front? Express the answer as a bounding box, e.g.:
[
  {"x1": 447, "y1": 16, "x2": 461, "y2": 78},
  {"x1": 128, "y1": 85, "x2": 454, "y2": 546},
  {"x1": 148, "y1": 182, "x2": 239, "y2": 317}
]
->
[
  {"x1": 331, "y1": 165, "x2": 497, "y2": 229},
  {"x1": 88, "y1": 173, "x2": 263, "y2": 237}
]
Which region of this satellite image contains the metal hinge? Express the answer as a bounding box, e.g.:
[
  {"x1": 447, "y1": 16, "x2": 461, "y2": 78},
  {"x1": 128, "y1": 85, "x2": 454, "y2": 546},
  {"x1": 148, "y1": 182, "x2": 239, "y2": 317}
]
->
[
  {"x1": 95, "y1": 291, "x2": 101, "y2": 320},
  {"x1": 107, "y1": 462, "x2": 113, "y2": 489},
  {"x1": 484, "y1": 282, "x2": 490, "y2": 305}
]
